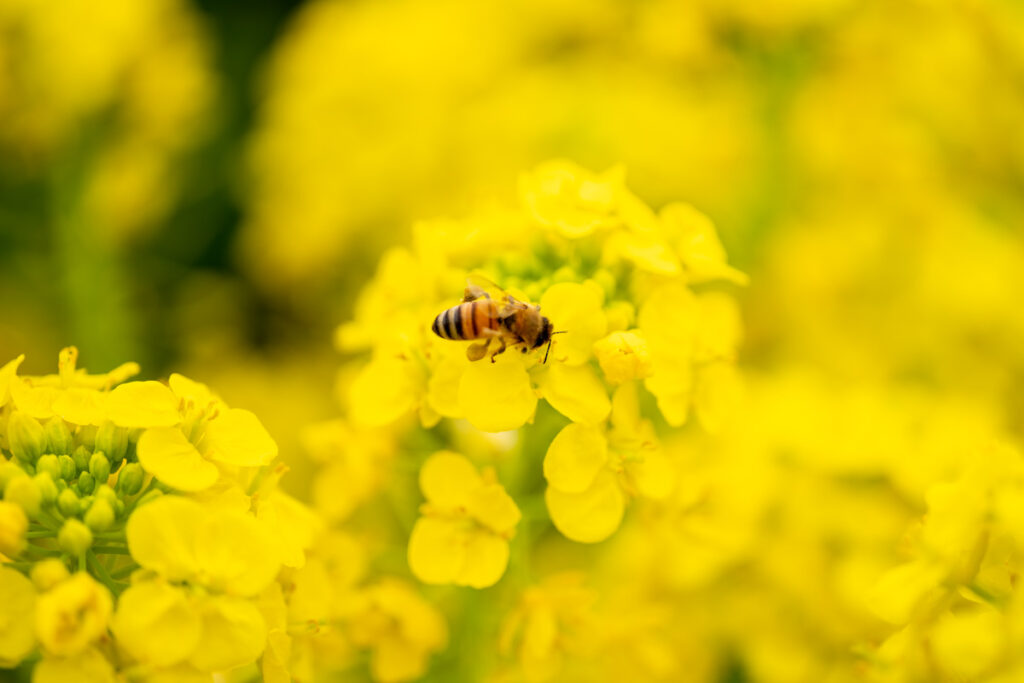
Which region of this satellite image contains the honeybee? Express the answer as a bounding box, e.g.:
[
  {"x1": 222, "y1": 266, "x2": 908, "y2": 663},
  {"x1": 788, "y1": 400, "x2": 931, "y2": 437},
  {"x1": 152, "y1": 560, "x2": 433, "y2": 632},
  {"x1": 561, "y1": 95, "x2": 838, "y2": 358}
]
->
[{"x1": 432, "y1": 276, "x2": 561, "y2": 363}]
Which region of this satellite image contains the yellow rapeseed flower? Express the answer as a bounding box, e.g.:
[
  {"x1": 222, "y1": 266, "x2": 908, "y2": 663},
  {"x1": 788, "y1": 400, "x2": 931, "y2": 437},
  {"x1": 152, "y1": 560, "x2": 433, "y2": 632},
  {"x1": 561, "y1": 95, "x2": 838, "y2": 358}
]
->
[
  {"x1": 34, "y1": 572, "x2": 112, "y2": 657},
  {"x1": 408, "y1": 452, "x2": 521, "y2": 588},
  {"x1": 0, "y1": 566, "x2": 36, "y2": 667}
]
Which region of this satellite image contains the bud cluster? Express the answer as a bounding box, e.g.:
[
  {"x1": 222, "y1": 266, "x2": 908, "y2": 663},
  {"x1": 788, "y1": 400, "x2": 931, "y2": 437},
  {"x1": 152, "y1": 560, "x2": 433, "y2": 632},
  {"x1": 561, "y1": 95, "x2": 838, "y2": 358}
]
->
[{"x1": 2, "y1": 412, "x2": 155, "y2": 561}]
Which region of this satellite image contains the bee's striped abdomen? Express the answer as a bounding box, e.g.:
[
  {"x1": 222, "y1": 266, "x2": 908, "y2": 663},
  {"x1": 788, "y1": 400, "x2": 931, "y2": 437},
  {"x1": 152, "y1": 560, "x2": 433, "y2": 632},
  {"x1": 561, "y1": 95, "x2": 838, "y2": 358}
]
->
[{"x1": 432, "y1": 300, "x2": 497, "y2": 340}]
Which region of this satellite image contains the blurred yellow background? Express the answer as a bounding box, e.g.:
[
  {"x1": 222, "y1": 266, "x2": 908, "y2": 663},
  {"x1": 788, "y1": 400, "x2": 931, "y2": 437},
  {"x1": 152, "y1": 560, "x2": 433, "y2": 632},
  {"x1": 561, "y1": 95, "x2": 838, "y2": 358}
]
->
[{"x1": 2, "y1": 0, "x2": 1024, "y2": 680}]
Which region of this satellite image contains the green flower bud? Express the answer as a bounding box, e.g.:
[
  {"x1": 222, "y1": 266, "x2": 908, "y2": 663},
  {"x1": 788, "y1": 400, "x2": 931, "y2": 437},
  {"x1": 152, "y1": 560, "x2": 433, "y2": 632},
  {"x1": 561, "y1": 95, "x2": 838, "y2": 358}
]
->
[
  {"x1": 95, "y1": 484, "x2": 117, "y2": 509},
  {"x1": 114, "y1": 499, "x2": 125, "y2": 517},
  {"x1": 77, "y1": 471, "x2": 96, "y2": 495},
  {"x1": 4, "y1": 476, "x2": 41, "y2": 517},
  {"x1": 44, "y1": 417, "x2": 72, "y2": 455},
  {"x1": 89, "y1": 451, "x2": 111, "y2": 485},
  {"x1": 7, "y1": 412, "x2": 46, "y2": 464},
  {"x1": 57, "y1": 487, "x2": 81, "y2": 517},
  {"x1": 58, "y1": 455, "x2": 77, "y2": 481},
  {"x1": 56, "y1": 479, "x2": 67, "y2": 492},
  {"x1": 33, "y1": 472, "x2": 58, "y2": 505},
  {"x1": 72, "y1": 445, "x2": 90, "y2": 473},
  {"x1": 84, "y1": 498, "x2": 114, "y2": 532},
  {"x1": 0, "y1": 462, "x2": 27, "y2": 490},
  {"x1": 75, "y1": 424, "x2": 97, "y2": 450},
  {"x1": 36, "y1": 454, "x2": 62, "y2": 481},
  {"x1": 116, "y1": 463, "x2": 144, "y2": 497},
  {"x1": 94, "y1": 422, "x2": 128, "y2": 463},
  {"x1": 58, "y1": 518, "x2": 92, "y2": 555}
]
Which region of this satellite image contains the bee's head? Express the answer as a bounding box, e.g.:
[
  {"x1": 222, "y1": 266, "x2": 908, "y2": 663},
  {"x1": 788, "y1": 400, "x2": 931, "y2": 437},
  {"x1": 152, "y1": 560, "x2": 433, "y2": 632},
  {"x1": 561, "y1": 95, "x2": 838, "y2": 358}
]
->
[
  {"x1": 533, "y1": 317, "x2": 553, "y2": 350},
  {"x1": 533, "y1": 318, "x2": 566, "y2": 364}
]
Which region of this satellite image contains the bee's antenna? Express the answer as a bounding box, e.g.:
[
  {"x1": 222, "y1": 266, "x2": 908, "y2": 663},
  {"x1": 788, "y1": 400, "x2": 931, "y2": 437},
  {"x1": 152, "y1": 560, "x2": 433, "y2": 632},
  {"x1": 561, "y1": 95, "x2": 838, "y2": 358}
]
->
[{"x1": 543, "y1": 331, "x2": 567, "y2": 364}]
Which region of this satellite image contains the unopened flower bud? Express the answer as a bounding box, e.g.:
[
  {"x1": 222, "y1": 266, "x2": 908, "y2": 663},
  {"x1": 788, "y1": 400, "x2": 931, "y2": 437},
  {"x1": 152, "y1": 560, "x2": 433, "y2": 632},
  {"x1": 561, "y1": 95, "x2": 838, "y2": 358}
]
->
[
  {"x1": 0, "y1": 500, "x2": 28, "y2": 557},
  {"x1": 36, "y1": 454, "x2": 62, "y2": 481},
  {"x1": 95, "y1": 484, "x2": 117, "y2": 509},
  {"x1": 94, "y1": 422, "x2": 128, "y2": 463},
  {"x1": 4, "y1": 475, "x2": 41, "y2": 517},
  {"x1": 84, "y1": 499, "x2": 114, "y2": 532},
  {"x1": 30, "y1": 559, "x2": 70, "y2": 591},
  {"x1": 71, "y1": 446, "x2": 90, "y2": 473},
  {"x1": 116, "y1": 463, "x2": 144, "y2": 497},
  {"x1": 58, "y1": 455, "x2": 77, "y2": 481},
  {"x1": 77, "y1": 471, "x2": 95, "y2": 496},
  {"x1": 0, "y1": 462, "x2": 27, "y2": 491},
  {"x1": 58, "y1": 518, "x2": 92, "y2": 555},
  {"x1": 33, "y1": 472, "x2": 58, "y2": 505},
  {"x1": 89, "y1": 452, "x2": 110, "y2": 485},
  {"x1": 44, "y1": 417, "x2": 72, "y2": 455},
  {"x1": 57, "y1": 488, "x2": 81, "y2": 517},
  {"x1": 7, "y1": 412, "x2": 46, "y2": 464}
]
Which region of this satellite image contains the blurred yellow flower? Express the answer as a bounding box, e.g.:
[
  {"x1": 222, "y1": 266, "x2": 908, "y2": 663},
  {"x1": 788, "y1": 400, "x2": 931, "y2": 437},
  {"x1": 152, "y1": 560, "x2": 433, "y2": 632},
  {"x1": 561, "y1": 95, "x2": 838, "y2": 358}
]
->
[
  {"x1": 34, "y1": 572, "x2": 112, "y2": 657},
  {"x1": 408, "y1": 452, "x2": 521, "y2": 588}
]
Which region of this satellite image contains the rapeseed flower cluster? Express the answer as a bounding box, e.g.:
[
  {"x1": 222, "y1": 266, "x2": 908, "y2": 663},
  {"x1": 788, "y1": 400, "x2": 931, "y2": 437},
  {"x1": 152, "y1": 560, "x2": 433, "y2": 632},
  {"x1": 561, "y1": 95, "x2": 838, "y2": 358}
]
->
[
  {"x1": 291, "y1": 160, "x2": 744, "y2": 681},
  {"x1": 0, "y1": 348, "x2": 322, "y2": 681}
]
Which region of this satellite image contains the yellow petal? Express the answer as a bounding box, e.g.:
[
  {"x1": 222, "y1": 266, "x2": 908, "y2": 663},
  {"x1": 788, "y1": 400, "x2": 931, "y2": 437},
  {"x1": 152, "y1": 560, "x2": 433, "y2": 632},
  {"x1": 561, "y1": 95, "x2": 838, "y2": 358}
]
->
[
  {"x1": 202, "y1": 409, "x2": 278, "y2": 467},
  {"x1": 112, "y1": 580, "x2": 201, "y2": 667},
  {"x1": 0, "y1": 566, "x2": 36, "y2": 666},
  {"x1": 536, "y1": 363, "x2": 611, "y2": 426},
  {"x1": 10, "y1": 378, "x2": 59, "y2": 420},
  {"x1": 931, "y1": 607, "x2": 1005, "y2": 680},
  {"x1": 544, "y1": 423, "x2": 608, "y2": 494},
  {"x1": 465, "y1": 483, "x2": 521, "y2": 536},
  {"x1": 126, "y1": 495, "x2": 203, "y2": 581},
  {"x1": 867, "y1": 559, "x2": 945, "y2": 625},
  {"x1": 349, "y1": 357, "x2": 421, "y2": 427},
  {"x1": 104, "y1": 381, "x2": 180, "y2": 428},
  {"x1": 188, "y1": 595, "x2": 267, "y2": 672},
  {"x1": 0, "y1": 355, "x2": 24, "y2": 408},
  {"x1": 51, "y1": 388, "x2": 105, "y2": 426},
  {"x1": 407, "y1": 517, "x2": 466, "y2": 585},
  {"x1": 419, "y1": 451, "x2": 481, "y2": 508},
  {"x1": 629, "y1": 449, "x2": 676, "y2": 501},
  {"x1": 546, "y1": 470, "x2": 625, "y2": 543},
  {"x1": 33, "y1": 648, "x2": 114, "y2": 683},
  {"x1": 425, "y1": 355, "x2": 466, "y2": 419},
  {"x1": 457, "y1": 358, "x2": 536, "y2": 432},
  {"x1": 169, "y1": 373, "x2": 221, "y2": 408},
  {"x1": 137, "y1": 427, "x2": 219, "y2": 492},
  {"x1": 256, "y1": 491, "x2": 323, "y2": 569},
  {"x1": 456, "y1": 530, "x2": 510, "y2": 588},
  {"x1": 592, "y1": 330, "x2": 653, "y2": 384},
  {"x1": 539, "y1": 282, "x2": 607, "y2": 366},
  {"x1": 195, "y1": 511, "x2": 281, "y2": 597},
  {"x1": 35, "y1": 573, "x2": 112, "y2": 657}
]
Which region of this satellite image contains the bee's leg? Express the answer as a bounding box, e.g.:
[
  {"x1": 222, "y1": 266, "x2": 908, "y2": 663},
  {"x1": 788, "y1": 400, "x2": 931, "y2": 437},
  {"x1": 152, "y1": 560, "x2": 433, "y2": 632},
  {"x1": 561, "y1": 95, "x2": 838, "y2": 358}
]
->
[
  {"x1": 489, "y1": 336, "x2": 507, "y2": 363},
  {"x1": 463, "y1": 285, "x2": 490, "y2": 302},
  {"x1": 467, "y1": 340, "x2": 490, "y2": 362}
]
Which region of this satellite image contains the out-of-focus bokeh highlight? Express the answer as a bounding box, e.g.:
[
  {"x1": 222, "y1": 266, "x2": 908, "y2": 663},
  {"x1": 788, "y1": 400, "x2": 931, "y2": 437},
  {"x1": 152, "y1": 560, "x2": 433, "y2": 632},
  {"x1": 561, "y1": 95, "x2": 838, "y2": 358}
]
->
[{"x1": 2, "y1": 0, "x2": 1024, "y2": 681}]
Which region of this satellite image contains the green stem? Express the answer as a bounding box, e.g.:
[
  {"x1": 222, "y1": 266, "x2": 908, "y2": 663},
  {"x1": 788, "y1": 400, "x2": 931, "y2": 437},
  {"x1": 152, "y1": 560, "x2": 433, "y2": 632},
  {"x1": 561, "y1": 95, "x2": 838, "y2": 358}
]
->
[
  {"x1": 86, "y1": 550, "x2": 123, "y2": 595},
  {"x1": 91, "y1": 546, "x2": 131, "y2": 555},
  {"x1": 110, "y1": 563, "x2": 140, "y2": 580},
  {"x1": 25, "y1": 530, "x2": 55, "y2": 538}
]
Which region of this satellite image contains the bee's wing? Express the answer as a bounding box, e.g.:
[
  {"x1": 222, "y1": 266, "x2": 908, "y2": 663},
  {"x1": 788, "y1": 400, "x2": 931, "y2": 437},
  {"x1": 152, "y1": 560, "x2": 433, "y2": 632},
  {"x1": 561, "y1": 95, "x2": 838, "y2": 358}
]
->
[{"x1": 466, "y1": 272, "x2": 528, "y2": 308}]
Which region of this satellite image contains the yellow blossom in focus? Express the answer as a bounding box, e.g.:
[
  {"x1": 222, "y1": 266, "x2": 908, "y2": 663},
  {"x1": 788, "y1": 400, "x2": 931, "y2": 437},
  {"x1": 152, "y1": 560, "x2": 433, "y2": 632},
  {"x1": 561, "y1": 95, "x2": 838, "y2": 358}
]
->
[
  {"x1": 35, "y1": 572, "x2": 112, "y2": 657},
  {"x1": 408, "y1": 452, "x2": 521, "y2": 588},
  {"x1": 126, "y1": 494, "x2": 280, "y2": 596},
  {"x1": 136, "y1": 373, "x2": 278, "y2": 492}
]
